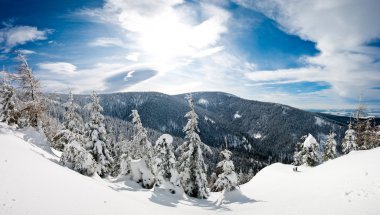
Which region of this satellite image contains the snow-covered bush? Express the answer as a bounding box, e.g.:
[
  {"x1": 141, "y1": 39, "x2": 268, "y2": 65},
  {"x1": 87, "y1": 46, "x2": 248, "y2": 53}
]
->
[
  {"x1": 130, "y1": 159, "x2": 155, "y2": 189},
  {"x1": 153, "y1": 134, "x2": 181, "y2": 193},
  {"x1": 293, "y1": 136, "x2": 306, "y2": 166},
  {"x1": 302, "y1": 134, "x2": 321, "y2": 166},
  {"x1": 53, "y1": 92, "x2": 85, "y2": 150},
  {"x1": 341, "y1": 123, "x2": 357, "y2": 154},
  {"x1": 0, "y1": 78, "x2": 20, "y2": 126},
  {"x1": 212, "y1": 149, "x2": 238, "y2": 192},
  {"x1": 120, "y1": 110, "x2": 155, "y2": 188},
  {"x1": 323, "y1": 131, "x2": 337, "y2": 161},
  {"x1": 60, "y1": 141, "x2": 97, "y2": 176}
]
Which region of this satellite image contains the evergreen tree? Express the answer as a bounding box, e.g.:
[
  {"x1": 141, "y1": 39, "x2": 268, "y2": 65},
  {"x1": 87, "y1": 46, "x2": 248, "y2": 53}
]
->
[
  {"x1": 123, "y1": 110, "x2": 155, "y2": 188},
  {"x1": 374, "y1": 125, "x2": 380, "y2": 148},
  {"x1": 341, "y1": 122, "x2": 357, "y2": 154},
  {"x1": 302, "y1": 134, "x2": 321, "y2": 166},
  {"x1": 53, "y1": 91, "x2": 84, "y2": 150},
  {"x1": 153, "y1": 134, "x2": 181, "y2": 192},
  {"x1": 60, "y1": 141, "x2": 97, "y2": 176},
  {"x1": 129, "y1": 110, "x2": 154, "y2": 166},
  {"x1": 362, "y1": 119, "x2": 374, "y2": 149},
  {"x1": 16, "y1": 54, "x2": 45, "y2": 127},
  {"x1": 178, "y1": 94, "x2": 210, "y2": 199},
  {"x1": 323, "y1": 131, "x2": 337, "y2": 161},
  {"x1": 212, "y1": 149, "x2": 238, "y2": 192},
  {"x1": 293, "y1": 135, "x2": 307, "y2": 166},
  {"x1": 85, "y1": 91, "x2": 113, "y2": 177},
  {"x1": 0, "y1": 74, "x2": 19, "y2": 125}
]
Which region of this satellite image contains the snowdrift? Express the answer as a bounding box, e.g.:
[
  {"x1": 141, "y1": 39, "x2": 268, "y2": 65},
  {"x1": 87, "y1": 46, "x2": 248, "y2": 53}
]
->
[{"x1": 0, "y1": 123, "x2": 379, "y2": 215}]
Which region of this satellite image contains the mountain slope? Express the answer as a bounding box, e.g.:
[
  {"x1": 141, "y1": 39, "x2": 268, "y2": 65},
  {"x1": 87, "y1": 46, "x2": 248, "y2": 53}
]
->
[
  {"x1": 50, "y1": 92, "x2": 346, "y2": 167},
  {"x1": 1, "y1": 123, "x2": 379, "y2": 215}
]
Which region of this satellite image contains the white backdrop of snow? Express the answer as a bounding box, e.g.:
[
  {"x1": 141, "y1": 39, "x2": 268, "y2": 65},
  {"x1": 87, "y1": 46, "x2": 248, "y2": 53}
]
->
[{"x1": 1, "y1": 123, "x2": 380, "y2": 215}]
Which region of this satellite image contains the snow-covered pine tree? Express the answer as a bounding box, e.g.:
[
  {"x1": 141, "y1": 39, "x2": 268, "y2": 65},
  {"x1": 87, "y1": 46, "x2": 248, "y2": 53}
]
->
[
  {"x1": 16, "y1": 54, "x2": 45, "y2": 128},
  {"x1": 0, "y1": 74, "x2": 19, "y2": 125},
  {"x1": 60, "y1": 141, "x2": 97, "y2": 176},
  {"x1": 341, "y1": 122, "x2": 357, "y2": 154},
  {"x1": 323, "y1": 131, "x2": 337, "y2": 161},
  {"x1": 85, "y1": 91, "x2": 113, "y2": 177},
  {"x1": 302, "y1": 134, "x2": 321, "y2": 166},
  {"x1": 293, "y1": 135, "x2": 307, "y2": 166},
  {"x1": 153, "y1": 134, "x2": 181, "y2": 193},
  {"x1": 53, "y1": 91, "x2": 85, "y2": 150},
  {"x1": 375, "y1": 124, "x2": 380, "y2": 148},
  {"x1": 353, "y1": 102, "x2": 367, "y2": 149},
  {"x1": 212, "y1": 149, "x2": 238, "y2": 192},
  {"x1": 178, "y1": 94, "x2": 210, "y2": 199},
  {"x1": 123, "y1": 109, "x2": 155, "y2": 188},
  {"x1": 362, "y1": 119, "x2": 374, "y2": 150},
  {"x1": 129, "y1": 110, "x2": 153, "y2": 164}
]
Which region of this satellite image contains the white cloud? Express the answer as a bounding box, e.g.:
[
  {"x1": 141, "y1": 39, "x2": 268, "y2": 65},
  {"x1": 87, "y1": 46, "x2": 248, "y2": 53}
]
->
[
  {"x1": 238, "y1": 0, "x2": 380, "y2": 106},
  {"x1": 77, "y1": 0, "x2": 230, "y2": 72},
  {"x1": 36, "y1": 62, "x2": 143, "y2": 93},
  {"x1": 0, "y1": 26, "x2": 51, "y2": 52},
  {"x1": 38, "y1": 62, "x2": 77, "y2": 75},
  {"x1": 88, "y1": 37, "x2": 126, "y2": 47},
  {"x1": 126, "y1": 52, "x2": 140, "y2": 62},
  {"x1": 17, "y1": 49, "x2": 36, "y2": 55}
]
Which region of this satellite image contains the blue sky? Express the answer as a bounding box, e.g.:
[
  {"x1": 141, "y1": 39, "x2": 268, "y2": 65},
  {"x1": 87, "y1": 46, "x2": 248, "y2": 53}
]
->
[{"x1": 0, "y1": 0, "x2": 379, "y2": 109}]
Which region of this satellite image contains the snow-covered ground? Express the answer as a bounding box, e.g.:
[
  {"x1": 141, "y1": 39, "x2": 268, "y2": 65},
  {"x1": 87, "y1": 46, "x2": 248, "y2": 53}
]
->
[{"x1": 1, "y1": 123, "x2": 379, "y2": 215}]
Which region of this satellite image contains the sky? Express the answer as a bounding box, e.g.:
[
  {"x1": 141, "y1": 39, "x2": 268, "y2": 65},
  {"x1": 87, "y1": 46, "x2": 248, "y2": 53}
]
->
[{"x1": 0, "y1": 0, "x2": 379, "y2": 110}]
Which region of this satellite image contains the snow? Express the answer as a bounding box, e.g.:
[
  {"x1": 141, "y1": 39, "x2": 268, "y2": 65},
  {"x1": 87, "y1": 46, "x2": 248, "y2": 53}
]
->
[
  {"x1": 1, "y1": 122, "x2": 380, "y2": 215},
  {"x1": 204, "y1": 116, "x2": 215, "y2": 124},
  {"x1": 197, "y1": 98, "x2": 209, "y2": 106},
  {"x1": 156, "y1": 133, "x2": 174, "y2": 145},
  {"x1": 233, "y1": 111, "x2": 242, "y2": 119},
  {"x1": 241, "y1": 150, "x2": 380, "y2": 215},
  {"x1": 303, "y1": 133, "x2": 318, "y2": 148},
  {"x1": 314, "y1": 116, "x2": 327, "y2": 126},
  {"x1": 253, "y1": 133, "x2": 262, "y2": 139}
]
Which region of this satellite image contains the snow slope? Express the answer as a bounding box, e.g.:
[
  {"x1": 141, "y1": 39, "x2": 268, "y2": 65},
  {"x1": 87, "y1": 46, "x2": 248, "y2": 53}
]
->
[{"x1": 1, "y1": 123, "x2": 379, "y2": 215}]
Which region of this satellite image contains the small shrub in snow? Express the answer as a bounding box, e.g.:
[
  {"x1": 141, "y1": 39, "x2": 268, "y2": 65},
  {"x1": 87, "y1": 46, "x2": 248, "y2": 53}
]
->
[
  {"x1": 153, "y1": 134, "x2": 181, "y2": 193},
  {"x1": 53, "y1": 91, "x2": 85, "y2": 150},
  {"x1": 323, "y1": 131, "x2": 337, "y2": 161},
  {"x1": 0, "y1": 78, "x2": 20, "y2": 126},
  {"x1": 60, "y1": 141, "x2": 97, "y2": 176},
  {"x1": 212, "y1": 149, "x2": 238, "y2": 192},
  {"x1": 120, "y1": 110, "x2": 155, "y2": 188},
  {"x1": 130, "y1": 159, "x2": 155, "y2": 189},
  {"x1": 302, "y1": 134, "x2": 321, "y2": 166},
  {"x1": 341, "y1": 123, "x2": 357, "y2": 154}
]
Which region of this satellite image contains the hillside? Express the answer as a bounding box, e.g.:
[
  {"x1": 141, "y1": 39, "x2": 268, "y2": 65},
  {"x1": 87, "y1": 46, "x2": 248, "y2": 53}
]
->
[
  {"x1": 49, "y1": 92, "x2": 345, "y2": 166},
  {"x1": 1, "y1": 123, "x2": 379, "y2": 215}
]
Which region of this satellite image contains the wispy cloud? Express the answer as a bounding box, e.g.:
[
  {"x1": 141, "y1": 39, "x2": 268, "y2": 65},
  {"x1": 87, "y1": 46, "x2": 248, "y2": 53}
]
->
[
  {"x1": 36, "y1": 61, "x2": 155, "y2": 93},
  {"x1": 0, "y1": 25, "x2": 52, "y2": 52},
  {"x1": 37, "y1": 62, "x2": 77, "y2": 75},
  {"x1": 88, "y1": 37, "x2": 126, "y2": 48},
  {"x1": 237, "y1": 0, "x2": 380, "y2": 106},
  {"x1": 17, "y1": 49, "x2": 36, "y2": 55}
]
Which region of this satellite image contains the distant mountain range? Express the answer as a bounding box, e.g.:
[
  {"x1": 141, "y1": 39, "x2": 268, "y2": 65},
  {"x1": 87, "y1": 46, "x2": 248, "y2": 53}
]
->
[
  {"x1": 308, "y1": 109, "x2": 380, "y2": 118},
  {"x1": 50, "y1": 91, "x2": 349, "y2": 173}
]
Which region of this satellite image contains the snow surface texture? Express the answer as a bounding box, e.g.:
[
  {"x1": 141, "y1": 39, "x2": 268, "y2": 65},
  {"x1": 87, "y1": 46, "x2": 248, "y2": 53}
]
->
[
  {"x1": 233, "y1": 111, "x2": 242, "y2": 119},
  {"x1": 1, "y1": 123, "x2": 380, "y2": 215}
]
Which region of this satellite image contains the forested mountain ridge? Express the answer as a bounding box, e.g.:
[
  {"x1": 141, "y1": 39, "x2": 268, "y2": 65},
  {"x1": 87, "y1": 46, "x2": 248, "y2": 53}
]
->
[{"x1": 50, "y1": 91, "x2": 346, "y2": 165}]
